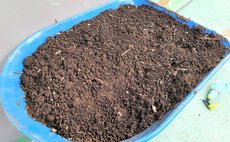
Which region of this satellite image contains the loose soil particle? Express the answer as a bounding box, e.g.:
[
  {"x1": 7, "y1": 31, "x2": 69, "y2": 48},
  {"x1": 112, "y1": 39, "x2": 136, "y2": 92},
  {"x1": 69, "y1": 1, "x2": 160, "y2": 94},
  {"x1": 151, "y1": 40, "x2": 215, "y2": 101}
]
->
[{"x1": 21, "y1": 4, "x2": 226, "y2": 142}]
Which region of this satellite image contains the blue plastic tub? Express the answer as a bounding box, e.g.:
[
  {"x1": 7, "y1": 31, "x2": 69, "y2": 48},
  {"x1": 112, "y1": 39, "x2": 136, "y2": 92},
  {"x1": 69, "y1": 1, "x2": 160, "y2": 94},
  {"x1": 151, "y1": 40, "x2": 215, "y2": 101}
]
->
[{"x1": 0, "y1": 0, "x2": 230, "y2": 141}]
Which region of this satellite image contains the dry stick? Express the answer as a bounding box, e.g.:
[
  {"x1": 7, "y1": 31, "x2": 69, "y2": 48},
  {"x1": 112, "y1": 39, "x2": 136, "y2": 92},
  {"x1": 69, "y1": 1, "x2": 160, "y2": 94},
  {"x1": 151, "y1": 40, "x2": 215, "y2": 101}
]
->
[
  {"x1": 121, "y1": 48, "x2": 131, "y2": 56},
  {"x1": 200, "y1": 37, "x2": 224, "y2": 41},
  {"x1": 76, "y1": 131, "x2": 85, "y2": 134},
  {"x1": 108, "y1": 90, "x2": 113, "y2": 95},
  {"x1": 174, "y1": 60, "x2": 185, "y2": 67},
  {"x1": 177, "y1": 67, "x2": 188, "y2": 71},
  {"x1": 58, "y1": 116, "x2": 65, "y2": 128},
  {"x1": 55, "y1": 50, "x2": 62, "y2": 55},
  {"x1": 60, "y1": 77, "x2": 65, "y2": 81}
]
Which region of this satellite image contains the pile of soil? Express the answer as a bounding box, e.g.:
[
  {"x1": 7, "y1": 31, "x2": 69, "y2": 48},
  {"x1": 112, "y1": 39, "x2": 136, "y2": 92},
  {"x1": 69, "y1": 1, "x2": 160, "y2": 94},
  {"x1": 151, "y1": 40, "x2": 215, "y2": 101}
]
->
[{"x1": 21, "y1": 4, "x2": 226, "y2": 142}]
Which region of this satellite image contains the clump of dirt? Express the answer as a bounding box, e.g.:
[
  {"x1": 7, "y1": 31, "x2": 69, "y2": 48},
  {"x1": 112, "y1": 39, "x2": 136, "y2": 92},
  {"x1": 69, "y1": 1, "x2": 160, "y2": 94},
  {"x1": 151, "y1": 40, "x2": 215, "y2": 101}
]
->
[{"x1": 21, "y1": 4, "x2": 226, "y2": 142}]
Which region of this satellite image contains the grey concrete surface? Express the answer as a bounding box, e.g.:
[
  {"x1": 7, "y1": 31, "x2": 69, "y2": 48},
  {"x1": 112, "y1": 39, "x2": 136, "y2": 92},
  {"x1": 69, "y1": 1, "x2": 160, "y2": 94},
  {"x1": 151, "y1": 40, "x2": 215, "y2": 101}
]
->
[{"x1": 0, "y1": 0, "x2": 108, "y2": 141}]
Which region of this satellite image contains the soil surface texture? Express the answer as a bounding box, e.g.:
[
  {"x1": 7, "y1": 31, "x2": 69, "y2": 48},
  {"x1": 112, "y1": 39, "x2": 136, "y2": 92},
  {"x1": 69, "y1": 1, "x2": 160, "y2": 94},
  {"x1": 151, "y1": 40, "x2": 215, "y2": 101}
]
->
[{"x1": 21, "y1": 5, "x2": 226, "y2": 142}]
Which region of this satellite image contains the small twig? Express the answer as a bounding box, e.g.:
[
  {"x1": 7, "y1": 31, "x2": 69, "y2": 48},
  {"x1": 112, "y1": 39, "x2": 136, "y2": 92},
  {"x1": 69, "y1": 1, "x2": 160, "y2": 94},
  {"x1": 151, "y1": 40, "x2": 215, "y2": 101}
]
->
[
  {"x1": 94, "y1": 77, "x2": 104, "y2": 84},
  {"x1": 117, "y1": 111, "x2": 123, "y2": 117},
  {"x1": 37, "y1": 69, "x2": 41, "y2": 73},
  {"x1": 200, "y1": 37, "x2": 224, "y2": 41},
  {"x1": 55, "y1": 50, "x2": 62, "y2": 55},
  {"x1": 121, "y1": 48, "x2": 131, "y2": 56},
  {"x1": 177, "y1": 68, "x2": 188, "y2": 71},
  {"x1": 87, "y1": 132, "x2": 101, "y2": 142},
  {"x1": 58, "y1": 116, "x2": 65, "y2": 128},
  {"x1": 108, "y1": 90, "x2": 113, "y2": 95},
  {"x1": 76, "y1": 131, "x2": 85, "y2": 134},
  {"x1": 174, "y1": 60, "x2": 185, "y2": 67},
  {"x1": 60, "y1": 77, "x2": 65, "y2": 81}
]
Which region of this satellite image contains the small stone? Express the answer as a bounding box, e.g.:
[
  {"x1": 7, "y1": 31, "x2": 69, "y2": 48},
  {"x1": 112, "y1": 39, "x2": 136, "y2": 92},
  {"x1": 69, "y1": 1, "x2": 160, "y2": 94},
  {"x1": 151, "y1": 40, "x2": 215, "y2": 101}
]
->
[
  {"x1": 128, "y1": 44, "x2": 134, "y2": 49},
  {"x1": 68, "y1": 138, "x2": 73, "y2": 141},
  {"x1": 159, "y1": 80, "x2": 164, "y2": 85},
  {"x1": 173, "y1": 71, "x2": 178, "y2": 76},
  {"x1": 51, "y1": 128, "x2": 57, "y2": 133},
  {"x1": 152, "y1": 105, "x2": 157, "y2": 113}
]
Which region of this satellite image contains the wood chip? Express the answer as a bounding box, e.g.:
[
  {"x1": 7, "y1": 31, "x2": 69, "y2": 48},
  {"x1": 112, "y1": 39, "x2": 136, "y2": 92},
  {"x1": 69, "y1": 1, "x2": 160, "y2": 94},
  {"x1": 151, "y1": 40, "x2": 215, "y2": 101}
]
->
[
  {"x1": 117, "y1": 111, "x2": 123, "y2": 117},
  {"x1": 55, "y1": 50, "x2": 62, "y2": 55}
]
